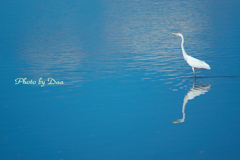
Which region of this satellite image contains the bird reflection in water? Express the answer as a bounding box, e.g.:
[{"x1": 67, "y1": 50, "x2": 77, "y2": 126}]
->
[{"x1": 173, "y1": 81, "x2": 210, "y2": 124}]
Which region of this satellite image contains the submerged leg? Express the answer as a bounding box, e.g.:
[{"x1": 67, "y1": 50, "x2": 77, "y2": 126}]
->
[{"x1": 192, "y1": 67, "x2": 196, "y2": 78}]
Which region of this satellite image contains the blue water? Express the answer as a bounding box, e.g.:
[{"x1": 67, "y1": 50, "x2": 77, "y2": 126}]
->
[{"x1": 1, "y1": 0, "x2": 240, "y2": 160}]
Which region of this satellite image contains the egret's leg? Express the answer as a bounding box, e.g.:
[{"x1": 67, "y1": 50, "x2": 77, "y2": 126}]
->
[{"x1": 192, "y1": 67, "x2": 196, "y2": 78}]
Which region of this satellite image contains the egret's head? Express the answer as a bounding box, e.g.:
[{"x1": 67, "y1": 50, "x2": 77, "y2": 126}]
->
[{"x1": 171, "y1": 33, "x2": 182, "y2": 37}]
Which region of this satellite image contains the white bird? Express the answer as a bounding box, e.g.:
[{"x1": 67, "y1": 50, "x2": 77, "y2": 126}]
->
[{"x1": 171, "y1": 33, "x2": 210, "y2": 78}]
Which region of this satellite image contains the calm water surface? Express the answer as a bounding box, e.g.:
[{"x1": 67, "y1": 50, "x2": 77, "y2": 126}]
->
[{"x1": 1, "y1": 0, "x2": 240, "y2": 160}]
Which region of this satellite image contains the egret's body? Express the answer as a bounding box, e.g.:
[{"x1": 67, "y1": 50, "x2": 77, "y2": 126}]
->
[{"x1": 172, "y1": 33, "x2": 210, "y2": 78}]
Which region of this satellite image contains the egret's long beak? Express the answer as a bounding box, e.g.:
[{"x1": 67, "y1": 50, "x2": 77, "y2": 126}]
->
[{"x1": 171, "y1": 33, "x2": 178, "y2": 35}]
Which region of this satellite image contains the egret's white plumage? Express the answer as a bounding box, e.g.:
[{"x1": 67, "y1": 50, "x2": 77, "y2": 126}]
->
[{"x1": 171, "y1": 33, "x2": 210, "y2": 78}]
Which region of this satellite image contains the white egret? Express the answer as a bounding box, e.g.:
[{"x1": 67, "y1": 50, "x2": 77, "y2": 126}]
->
[{"x1": 171, "y1": 33, "x2": 210, "y2": 78}]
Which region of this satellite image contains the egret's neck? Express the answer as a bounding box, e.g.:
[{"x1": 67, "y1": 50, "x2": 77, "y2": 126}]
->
[{"x1": 180, "y1": 35, "x2": 187, "y2": 59}]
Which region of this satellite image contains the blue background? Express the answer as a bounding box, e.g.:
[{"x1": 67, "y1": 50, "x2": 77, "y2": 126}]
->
[{"x1": 1, "y1": 0, "x2": 240, "y2": 159}]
